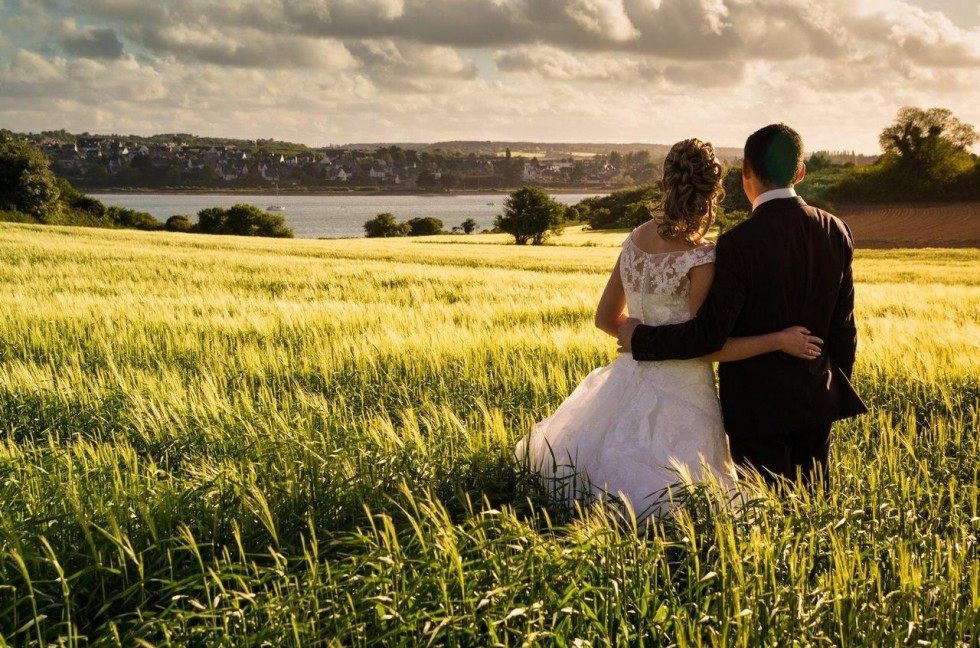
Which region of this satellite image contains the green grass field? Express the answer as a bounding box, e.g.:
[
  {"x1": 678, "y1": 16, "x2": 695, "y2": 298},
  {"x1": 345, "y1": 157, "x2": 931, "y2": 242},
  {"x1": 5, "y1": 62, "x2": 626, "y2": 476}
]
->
[{"x1": 0, "y1": 223, "x2": 977, "y2": 646}]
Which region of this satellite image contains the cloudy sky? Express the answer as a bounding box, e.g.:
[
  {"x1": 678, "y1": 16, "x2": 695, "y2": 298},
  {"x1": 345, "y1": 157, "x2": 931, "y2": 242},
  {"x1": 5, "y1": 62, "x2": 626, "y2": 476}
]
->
[{"x1": 1, "y1": 0, "x2": 979, "y2": 153}]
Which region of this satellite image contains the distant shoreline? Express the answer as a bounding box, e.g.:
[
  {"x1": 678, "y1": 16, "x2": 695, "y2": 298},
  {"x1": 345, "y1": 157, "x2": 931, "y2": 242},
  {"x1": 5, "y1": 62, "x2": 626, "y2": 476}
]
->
[{"x1": 82, "y1": 187, "x2": 611, "y2": 197}]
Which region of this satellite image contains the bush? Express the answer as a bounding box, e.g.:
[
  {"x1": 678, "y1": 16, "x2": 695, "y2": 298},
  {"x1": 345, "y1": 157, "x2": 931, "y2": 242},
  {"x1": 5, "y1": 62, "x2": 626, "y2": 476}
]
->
[
  {"x1": 405, "y1": 217, "x2": 443, "y2": 236},
  {"x1": 0, "y1": 209, "x2": 37, "y2": 224},
  {"x1": 107, "y1": 206, "x2": 164, "y2": 231},
  {"x1": 364, "y1": 212, "x2": 407, "y2": 238},
  {"x1": 165, "y1": 214, "x2": 194, "y2": 232},
  {"x1": 196, "y1": 204, "x2": 293, "y2": 238},
  {"x1": 461, "y1": 218, "x2": 477, "y2": 234},
  {"x1": 57, "y1": 179, "x2": 108, "y2": 220},
  {"x1": 225, "y1": 204, "x2": 293, "y2": 237},
  {"x1": 197, "y1": 207, "x2": 226, "y2": 233}
]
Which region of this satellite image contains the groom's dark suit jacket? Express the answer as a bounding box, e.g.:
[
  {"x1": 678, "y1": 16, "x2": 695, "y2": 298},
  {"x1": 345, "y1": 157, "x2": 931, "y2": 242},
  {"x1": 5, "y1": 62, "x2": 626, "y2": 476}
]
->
[{"x1": 631, "y1": 196, "x2": 867, "y2": 439}]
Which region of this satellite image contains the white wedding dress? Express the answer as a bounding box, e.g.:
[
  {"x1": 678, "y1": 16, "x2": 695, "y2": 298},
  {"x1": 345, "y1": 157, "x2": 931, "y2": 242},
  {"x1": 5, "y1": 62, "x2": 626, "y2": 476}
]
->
[{"x1": 516, "y1": 234, "x2": 736, "y2": 521}]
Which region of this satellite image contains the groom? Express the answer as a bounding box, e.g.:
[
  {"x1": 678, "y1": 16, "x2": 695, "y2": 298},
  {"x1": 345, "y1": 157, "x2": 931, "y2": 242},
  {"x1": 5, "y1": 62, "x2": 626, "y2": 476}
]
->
[{"x1": 617, "y1": 123, "x2": 867, "y2": 488}]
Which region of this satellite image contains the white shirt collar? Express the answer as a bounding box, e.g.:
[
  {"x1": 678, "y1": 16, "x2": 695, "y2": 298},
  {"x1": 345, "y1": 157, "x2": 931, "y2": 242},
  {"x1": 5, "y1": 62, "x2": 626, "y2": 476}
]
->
[{"x1": 752, "y1": 187, "x2": 798, "y2": 211}]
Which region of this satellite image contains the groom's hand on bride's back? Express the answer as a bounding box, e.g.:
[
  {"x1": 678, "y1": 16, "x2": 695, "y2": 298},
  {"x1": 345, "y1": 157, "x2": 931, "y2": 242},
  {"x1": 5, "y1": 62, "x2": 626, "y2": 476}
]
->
[{"x1": 617, "y1": 318, "x2": 641, "y2": 353}]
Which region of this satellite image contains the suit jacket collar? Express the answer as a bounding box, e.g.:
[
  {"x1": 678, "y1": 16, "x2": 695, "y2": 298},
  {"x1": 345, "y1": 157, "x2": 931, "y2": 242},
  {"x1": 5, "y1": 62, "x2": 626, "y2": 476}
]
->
[{"x1": 750, "y1": 196, "x2": 807, "y2": 218}]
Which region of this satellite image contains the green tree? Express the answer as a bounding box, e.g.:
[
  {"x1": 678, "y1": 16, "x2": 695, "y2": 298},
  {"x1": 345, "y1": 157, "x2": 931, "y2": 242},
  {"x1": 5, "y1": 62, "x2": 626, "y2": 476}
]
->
[
  {"x1": 107, "y1": 206, "x2": 164, "y2": 231},
  {"x1": 880, "y1": 107, "x2": 978, "y2": 164},
  {"x1": 165, "y1": 214, "x2": 194, "y2": 232},
  {"x1": 461, "y1": 218, "x2": 477, "y2": 234},
  {"x1": 196, "y1": 206, "x2": 227, "y2": 233},
  {"x1": 502, "y1": 148, "x2": 523, "y2": 185},
  {"x1": 495, "y1": 186, "x2": 566, "y2": 245},
  {"x1": 441, "y1": 173, "x2": 462, "y2": 190},
  {"x1": 223, "y1": 204, "x2": 293, "y2": 237},
  {"x1": 806, "y1": 151, "x2": 835, "y2": 173},
  {"x1": 0, "y1": 133, "x2": 62, "y2": 222},
  {"x1": 364, "y1": 212, "x2": 406, "y2": 238},
  {"x1": 878, "y1": 107, "x2": 978, "y2": 187},
  {"x1": 195, "y1": 204, "x2": 293, "y2": 238},
  {"x1": 415, "y1": 170, "x2": 438, "y2": 190},
  {"x1": 405, "y1": 216, "x2": 443, "y2": 236},
  {"x1": 720, "y1": 165, "x2": 751, "y2": 213}
]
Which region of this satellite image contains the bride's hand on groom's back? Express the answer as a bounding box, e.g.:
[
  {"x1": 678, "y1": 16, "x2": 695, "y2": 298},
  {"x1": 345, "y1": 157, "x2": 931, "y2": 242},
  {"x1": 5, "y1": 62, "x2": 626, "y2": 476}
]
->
[
  {"x1": 617, "y1": 318, "x2": 641, "y2": 353},
  {"x1": 779, "y1": 326, "x2": 823, "y2": 360}
]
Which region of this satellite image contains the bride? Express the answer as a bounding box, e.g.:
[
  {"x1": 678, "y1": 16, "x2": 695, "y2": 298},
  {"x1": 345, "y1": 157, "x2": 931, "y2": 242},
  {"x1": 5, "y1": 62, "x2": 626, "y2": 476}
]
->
[{"x1": 515, "y1": 138, "x2": 822, "y2": 521}]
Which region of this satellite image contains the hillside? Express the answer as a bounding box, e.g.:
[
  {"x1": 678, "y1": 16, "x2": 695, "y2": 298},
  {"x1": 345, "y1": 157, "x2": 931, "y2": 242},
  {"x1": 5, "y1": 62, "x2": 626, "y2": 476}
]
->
[
  {"x1": 838, "y1": 202, "x2": 980, "y2": 248},
  {"x1": 343, "y1": 140, "x2": 746, "y2": 161}
]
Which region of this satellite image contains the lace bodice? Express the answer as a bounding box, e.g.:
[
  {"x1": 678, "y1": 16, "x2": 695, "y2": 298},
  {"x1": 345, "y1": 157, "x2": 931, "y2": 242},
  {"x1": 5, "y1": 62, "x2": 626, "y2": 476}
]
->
[{"x1": 619, "y1": 235, "x2": 716, "y2": 326}]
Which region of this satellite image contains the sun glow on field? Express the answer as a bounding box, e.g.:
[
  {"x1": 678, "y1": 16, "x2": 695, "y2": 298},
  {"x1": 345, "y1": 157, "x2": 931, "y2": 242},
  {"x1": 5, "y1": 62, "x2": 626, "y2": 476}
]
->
[{"x1": 0, "y1": 222, "x2": 977, "y2": 644}]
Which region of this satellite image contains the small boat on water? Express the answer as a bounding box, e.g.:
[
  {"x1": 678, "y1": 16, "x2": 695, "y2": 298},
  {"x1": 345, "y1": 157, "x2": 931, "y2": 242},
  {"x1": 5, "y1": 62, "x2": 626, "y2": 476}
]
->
[{"x1": 267, "y1": 183, "x2": 285, "y2": 212}]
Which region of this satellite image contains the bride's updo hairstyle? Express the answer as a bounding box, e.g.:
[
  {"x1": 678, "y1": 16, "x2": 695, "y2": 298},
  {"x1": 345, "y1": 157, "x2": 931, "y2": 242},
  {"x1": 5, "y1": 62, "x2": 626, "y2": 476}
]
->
[{"x1": 656, "y1": 138, "x2": 724, "y2": 242}]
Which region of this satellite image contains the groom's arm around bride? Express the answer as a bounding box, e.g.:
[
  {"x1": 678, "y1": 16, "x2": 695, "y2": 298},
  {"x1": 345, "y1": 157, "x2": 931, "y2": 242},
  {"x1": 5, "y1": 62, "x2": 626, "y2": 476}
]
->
[{"x1": 619, "y1": 123, "x2": 867, "y2": 488}]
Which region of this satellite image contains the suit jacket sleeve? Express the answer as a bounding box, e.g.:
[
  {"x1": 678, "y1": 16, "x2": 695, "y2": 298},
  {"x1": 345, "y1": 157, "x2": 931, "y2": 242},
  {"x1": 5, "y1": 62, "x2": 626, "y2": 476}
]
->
[
  {"x1": 827, "y1": 235, "x2": 857, "y2": 379},
  {"x1": 631, "y1": 234, "x2": 747, "y2": 361}
]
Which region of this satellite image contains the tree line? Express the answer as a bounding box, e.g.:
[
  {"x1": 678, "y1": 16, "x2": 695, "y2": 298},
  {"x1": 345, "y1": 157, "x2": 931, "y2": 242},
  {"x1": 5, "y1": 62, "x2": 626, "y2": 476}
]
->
[{"x1": 370, "y1": 106, "x2": 979, "y2": 245}]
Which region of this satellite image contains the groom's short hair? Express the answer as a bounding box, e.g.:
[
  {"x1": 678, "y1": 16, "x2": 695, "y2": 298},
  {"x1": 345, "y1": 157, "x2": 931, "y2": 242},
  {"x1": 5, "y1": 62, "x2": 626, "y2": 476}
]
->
[{"x1": 744, "y1": 124, "x2": 804, "y2": 188}]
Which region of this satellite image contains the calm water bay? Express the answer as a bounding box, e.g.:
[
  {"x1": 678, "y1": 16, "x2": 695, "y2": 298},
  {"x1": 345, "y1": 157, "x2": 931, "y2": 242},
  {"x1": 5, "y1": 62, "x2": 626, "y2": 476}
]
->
[{"x1": 88, "y1": 192, "x2": 603, "y2": 239}]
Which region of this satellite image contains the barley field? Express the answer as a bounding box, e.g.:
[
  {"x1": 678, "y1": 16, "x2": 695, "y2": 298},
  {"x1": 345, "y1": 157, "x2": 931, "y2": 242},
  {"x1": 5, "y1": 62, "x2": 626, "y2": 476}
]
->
[{"x1": 0, "y1": 222, "x2": 977, "y2": 646}]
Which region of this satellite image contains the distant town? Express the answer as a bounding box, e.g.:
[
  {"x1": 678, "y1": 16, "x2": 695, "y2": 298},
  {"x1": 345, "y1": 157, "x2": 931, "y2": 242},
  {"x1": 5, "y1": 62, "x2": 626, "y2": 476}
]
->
[{"x1": 19, "y1": 130, "x2": 876, "y2": 193}]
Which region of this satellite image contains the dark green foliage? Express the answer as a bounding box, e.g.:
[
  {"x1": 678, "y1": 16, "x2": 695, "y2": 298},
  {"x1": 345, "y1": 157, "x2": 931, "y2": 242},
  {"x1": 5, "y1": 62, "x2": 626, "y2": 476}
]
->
[
  {"x1": 0, "y1": 133, "x2": 62, "y2": 222},
  {"x1": 806, "y1": 151, "x2": 835, "y2": 173},
  {"x1": 165, "y1": 214, "x2": 194, "y2": 232},
  {"x1": 364, "y1": 212, "x2": 407, "y2": 238},
  {"x1": 195, "y1": 204, "x2": 294, "y2": 238},
  {"x1": 715, "y1": 208, "x2": 749, "y2": 234},
  {"x1": 60, "y1": 187, "x2": 107, "y2": 219},
  {"x1": 495, "y1": 186, "x2": 566, "y2": 245},
  {"x1": 196, "y1": 206, "x2": 226, "y2": 233},
  {"x1": 0, "y1": 209, "x2": 37, "y2": 223},
  {"x1": 461, "y1": 218, "x2": 477, "y2": 234},
  {"x1": 720, "y1": 165, "x2": 751, "y2": 213},
  {"x1": 621, "y1": 202, "x2": 653, "y2": 229},
  {"x1": 574, "y1": 185, "x2": 660, "y2": 230},
  {"x1": 53, "y1": 178, "x2": 114, "y2": 226},
  {"x1": 415, "y1": 170, "x2": 439, "y2": 190},
  {"x1": 879, "y1": 106, "x2": 977, "y2": 166},
  {"x1": 405, "y1": 217, "x2": 444, "y2": 236},
  {"x1": 107, "y1": 206, "x2": 164, "y2": 231},
  {"x1": 827, "y1": 107, "x2": 980, "y2": 203}
]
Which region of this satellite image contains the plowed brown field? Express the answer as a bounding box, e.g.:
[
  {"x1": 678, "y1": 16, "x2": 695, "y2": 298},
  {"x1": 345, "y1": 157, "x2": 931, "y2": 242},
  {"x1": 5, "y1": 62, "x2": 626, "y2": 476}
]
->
[{"x1": 836, "y1": 202, "x2": 980, "y2": 248}]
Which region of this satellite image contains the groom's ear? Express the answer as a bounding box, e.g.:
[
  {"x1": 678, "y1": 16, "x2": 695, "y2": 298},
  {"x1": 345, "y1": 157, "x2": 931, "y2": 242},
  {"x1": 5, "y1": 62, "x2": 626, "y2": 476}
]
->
[{"x1": 794, "y1": 163, "x2": 806, "y2": 186}]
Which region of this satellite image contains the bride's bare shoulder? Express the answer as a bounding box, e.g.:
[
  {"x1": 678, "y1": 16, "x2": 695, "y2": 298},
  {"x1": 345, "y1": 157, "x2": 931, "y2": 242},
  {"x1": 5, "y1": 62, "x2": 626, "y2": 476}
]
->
[{"x1": 630, "y1": 220, "x2": 699, "y2": 254}]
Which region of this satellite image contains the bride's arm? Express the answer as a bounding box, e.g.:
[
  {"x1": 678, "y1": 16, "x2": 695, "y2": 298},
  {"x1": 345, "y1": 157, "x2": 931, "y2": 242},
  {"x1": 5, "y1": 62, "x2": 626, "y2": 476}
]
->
[
  {"x1": 688, "y1": 263, "x2": 822, "y2": 362},
  {"x1": 595, "y1": 254, "x2": 628, "y2": 338}
]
